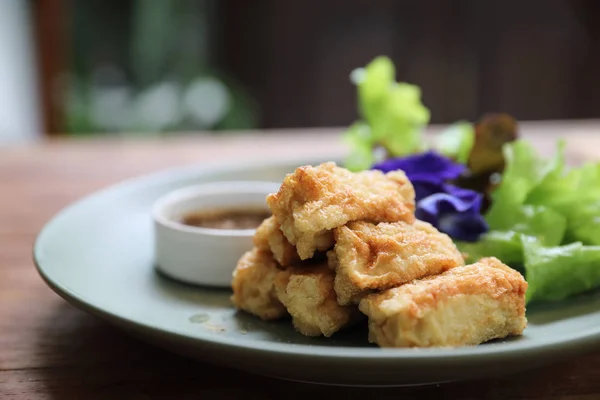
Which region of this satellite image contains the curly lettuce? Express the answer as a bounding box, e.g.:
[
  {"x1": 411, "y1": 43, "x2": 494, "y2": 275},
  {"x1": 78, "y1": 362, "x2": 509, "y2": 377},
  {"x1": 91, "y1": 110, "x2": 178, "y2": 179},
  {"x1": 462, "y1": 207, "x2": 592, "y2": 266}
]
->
[
  {"x1": 462, "y1": 138, "x2": 600, "y2": 303},
  {"x1": 343, "y1": 56, "x2": 430, "y2": 171}
]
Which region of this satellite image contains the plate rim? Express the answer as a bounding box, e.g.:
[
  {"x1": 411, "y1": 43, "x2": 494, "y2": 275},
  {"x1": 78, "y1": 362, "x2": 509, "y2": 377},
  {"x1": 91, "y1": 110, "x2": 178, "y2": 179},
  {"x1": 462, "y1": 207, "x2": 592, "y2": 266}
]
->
[{"x1": 33, "y1": 156, "x2": 600, "y2": 363}]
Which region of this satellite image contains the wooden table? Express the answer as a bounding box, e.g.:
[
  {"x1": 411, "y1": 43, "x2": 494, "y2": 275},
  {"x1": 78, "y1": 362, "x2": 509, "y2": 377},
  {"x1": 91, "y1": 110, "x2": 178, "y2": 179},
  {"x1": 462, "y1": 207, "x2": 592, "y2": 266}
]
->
[{"x1": 3, "y1": 121, "x2": 600, "y2": 399}]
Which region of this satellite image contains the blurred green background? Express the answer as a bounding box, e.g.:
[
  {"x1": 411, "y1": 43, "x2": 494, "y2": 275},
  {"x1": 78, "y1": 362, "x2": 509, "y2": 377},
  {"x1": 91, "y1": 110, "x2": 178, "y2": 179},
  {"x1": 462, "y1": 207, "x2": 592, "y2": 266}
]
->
[{"x1": 64, "y1": 0, "x2": 257, "y2": 136}]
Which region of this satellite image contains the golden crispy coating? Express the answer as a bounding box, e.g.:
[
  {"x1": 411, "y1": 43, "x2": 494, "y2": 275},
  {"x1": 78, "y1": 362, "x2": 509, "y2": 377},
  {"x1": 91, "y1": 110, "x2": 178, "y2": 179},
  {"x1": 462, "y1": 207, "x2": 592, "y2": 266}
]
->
[
  {"x1": 274, "y1": 263, "x2": 362, "y2": 337},
  {"x1": 359, "y1": 257, "x2": 528, "y2": 348},
  {"x1": 253, "y1": 216, "x2": 272, "y2": 251},
  {"x1": 254, "y1": 216, "x2": 300, "y2": 266},
  {"x1": 266, "y1": 162, "x2": 415, "y2": 260},
  {"x1": 230, "y1": 248, "x2": 287, "y2": 320},
  {"x1": 331, "y1": 220, "x2": 465, "y2": 305}
]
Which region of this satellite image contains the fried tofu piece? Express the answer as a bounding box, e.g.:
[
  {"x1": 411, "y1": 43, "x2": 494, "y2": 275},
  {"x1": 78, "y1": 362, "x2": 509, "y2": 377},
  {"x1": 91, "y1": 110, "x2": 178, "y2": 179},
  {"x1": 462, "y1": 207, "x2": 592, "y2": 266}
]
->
[
  {"x1": 331, "y1": 220, "x2": 465, "y2": 305},
  {"x1": 231, "y1": 248, "x2": 287, "y2": 320},
  {"x1": 254, "y1": 216, "x2": 300, "y2": 266},
  {"x1": 359, "y1": 257, "x2": 528, "y2": 348},
  {"x1": 266, "y1": 162, "x2": 415, "y2": 260},
  {"x1": 274, "y1": 263, "x2": 362, "y2": 337}
]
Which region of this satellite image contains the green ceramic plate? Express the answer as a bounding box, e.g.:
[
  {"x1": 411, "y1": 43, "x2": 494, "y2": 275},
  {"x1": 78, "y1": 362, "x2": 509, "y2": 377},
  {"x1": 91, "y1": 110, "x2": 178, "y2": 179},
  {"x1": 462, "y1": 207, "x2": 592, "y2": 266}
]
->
[{"x1": 34, "y1": 157, "x2": 600, "y2": 386}]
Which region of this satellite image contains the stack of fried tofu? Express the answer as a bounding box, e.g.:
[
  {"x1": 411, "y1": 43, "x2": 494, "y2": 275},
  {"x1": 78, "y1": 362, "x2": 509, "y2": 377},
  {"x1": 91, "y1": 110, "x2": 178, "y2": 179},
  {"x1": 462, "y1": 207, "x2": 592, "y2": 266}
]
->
[{"x1": 231, "y1": 162, "x2": 528, "y2": 348}]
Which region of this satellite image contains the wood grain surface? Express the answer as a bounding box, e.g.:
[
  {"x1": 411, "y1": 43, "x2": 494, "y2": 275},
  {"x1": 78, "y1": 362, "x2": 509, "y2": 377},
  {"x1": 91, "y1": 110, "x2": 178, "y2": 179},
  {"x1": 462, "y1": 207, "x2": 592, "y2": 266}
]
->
[{"x1": 2, "y1": 122, "x2": 600, "y2": 399}]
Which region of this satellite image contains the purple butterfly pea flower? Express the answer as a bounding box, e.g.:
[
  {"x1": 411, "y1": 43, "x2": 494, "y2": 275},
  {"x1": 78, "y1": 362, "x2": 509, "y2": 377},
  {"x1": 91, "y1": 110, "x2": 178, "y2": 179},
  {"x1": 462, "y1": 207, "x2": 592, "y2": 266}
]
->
[
  {"x1": 372, "y1": 151, "x2": 466, "y2": 201},
  {"x1": 416, "y1": 185, "x2": 488, "y2": 242}
]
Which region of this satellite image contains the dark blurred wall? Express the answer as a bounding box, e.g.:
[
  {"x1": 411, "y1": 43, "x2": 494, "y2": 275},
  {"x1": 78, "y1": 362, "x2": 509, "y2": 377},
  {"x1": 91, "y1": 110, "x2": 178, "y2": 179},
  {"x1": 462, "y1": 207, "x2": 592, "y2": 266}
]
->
[{"x1": 219, "y1": 0, "x2": 600, "y2": 128}]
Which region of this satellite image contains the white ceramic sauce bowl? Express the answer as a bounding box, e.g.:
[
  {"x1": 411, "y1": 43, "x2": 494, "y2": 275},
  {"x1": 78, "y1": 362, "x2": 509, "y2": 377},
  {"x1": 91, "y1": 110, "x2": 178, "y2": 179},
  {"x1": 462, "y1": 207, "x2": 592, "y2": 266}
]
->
[{"x1": 152, "y1": 181, "x2": 280, "y2": 287}]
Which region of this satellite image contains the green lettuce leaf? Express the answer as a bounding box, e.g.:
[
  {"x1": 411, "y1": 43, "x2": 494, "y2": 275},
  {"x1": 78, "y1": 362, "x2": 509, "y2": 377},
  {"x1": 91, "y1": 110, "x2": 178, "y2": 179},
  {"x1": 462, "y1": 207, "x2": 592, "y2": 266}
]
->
[
  {"x1": 477, "y1": 136, "x2": 600, "y2": 303},
  {"x1": 436, "y1": 121, "x2": 475, "y2": 164},
  {"x1": 484, "y1": 139, "x2": 569, "y2": 242},
  {"x1": 342, "y1": 122, "x2": 375, "y2": 172},
  {"x1": 343, "y1": 56, "x2": 430, "y2": 170},
  {"x1": 526, "y1": 161, "x2": 600, "y2": 245},
  {"x1": 375, "y1": 83, "x2": 430, "y2": 156},
  {"x1": 457, "y1": 230, "x2": 524, "y2": 265},
  {"x1": 522, "y1": 237, "x2": 600, "y2": 303},
  {"x1": 486, "y1": 205, "x2": 566, "y2": 247},
  {"x1": 352, "y1": 56, "x2": 395, "y2": 125},
  {"x1": 522, "y1": 141, "x2": 568, "y2": 205},
  {"x1": 457, "y1": 203, "x2": 566, "y2": 267},
  {"x1": 562, "y1": 202, "x2": 600, "y2": 245},
  {"x1": 485, "y1": 140, "x2": 558, "y2": 223}
]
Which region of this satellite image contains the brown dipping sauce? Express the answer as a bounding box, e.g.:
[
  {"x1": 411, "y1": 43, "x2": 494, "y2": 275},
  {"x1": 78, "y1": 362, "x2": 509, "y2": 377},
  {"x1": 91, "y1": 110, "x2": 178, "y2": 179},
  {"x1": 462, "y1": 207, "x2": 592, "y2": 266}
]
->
[{"x1": 181, "y1": 207, "x2": 271, "y2": 230}]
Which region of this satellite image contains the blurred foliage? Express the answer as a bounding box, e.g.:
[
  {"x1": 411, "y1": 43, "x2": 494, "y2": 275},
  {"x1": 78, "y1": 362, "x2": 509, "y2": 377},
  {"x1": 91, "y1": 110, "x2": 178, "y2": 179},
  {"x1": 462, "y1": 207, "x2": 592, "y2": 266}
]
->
[{"x1": 63, "y1": 0, "x2": 257, "y2": 135}]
